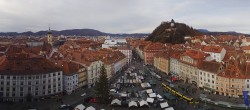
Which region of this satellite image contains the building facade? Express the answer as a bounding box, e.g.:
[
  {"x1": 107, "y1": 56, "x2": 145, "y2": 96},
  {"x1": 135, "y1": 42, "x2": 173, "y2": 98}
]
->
[
  {"x1": 198, "y1": 61, "x2": 223, "y2": 92},
  {"x1": 153, "y1": 51, "x2": 170, "y2": 74},
  {"x1": 202, "y1": 46, "x2": 226, "y2": 62},
  {"x1": 86, "y1": 60, "x2": 103, "y2": 88},
  {"x1": 143, "y1": 43, "x2": 165, "y2": 65},
  {"x1": 117, "y1": 46, "x2": 132, "y2": 64},
  {"x1": 0, "y1": 54, "x2": 63, "y2": 102},
  {"x1": 179, "y1": 50, "x2": 208, "y2": 84}
]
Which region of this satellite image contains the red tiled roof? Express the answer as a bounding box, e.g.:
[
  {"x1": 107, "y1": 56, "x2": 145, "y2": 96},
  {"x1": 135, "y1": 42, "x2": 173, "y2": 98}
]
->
[
  {"x1": 144, "y1": 42, "x2": 165, "y2": 51},
  {"x1": 219, "y1": 54, "x2": 250, "y2": 79},
  {"x1": 60, "y1": 61, "x2": 81, "y2": 75},
  {"x1": 199, "y1": 61, "x2": 221, "y2": 74},
  {"x1": 0, "y1": 54, "x2": 61, "y2": 75},
  {"x1": 241, "y1": 46, "x2": 250, "y2": 50},
  {"x1": 182, "y1": 50, "x2": 209, "y2": 60},
  {"x1": 203, "y1": 46, "x2": 223, "y2": 53},
  {"x1": 170, "y1": 50, "x2": 184, "y2": 59},
  {"x1": 154, "y1": 51, "x2": 169, "y2": 59}
]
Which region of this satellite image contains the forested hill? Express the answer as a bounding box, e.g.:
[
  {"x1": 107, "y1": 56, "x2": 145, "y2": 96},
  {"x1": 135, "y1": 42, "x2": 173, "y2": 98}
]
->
[{"x1": 145, "y1": 19, "x2": 201, "y2": 44}]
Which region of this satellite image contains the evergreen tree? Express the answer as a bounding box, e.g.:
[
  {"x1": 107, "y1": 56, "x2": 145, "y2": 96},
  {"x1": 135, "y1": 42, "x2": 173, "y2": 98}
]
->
[{"x1": 95, "y1": 65, "x2": 110, "y2": 104}]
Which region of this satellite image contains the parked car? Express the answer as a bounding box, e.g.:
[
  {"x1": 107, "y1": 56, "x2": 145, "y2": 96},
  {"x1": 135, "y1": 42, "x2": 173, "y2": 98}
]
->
[
  {"x1": 84, "y1": 97, "x2": 97, "y2": 103},
  {"x1": 59, "y1": 104, "x2": 73, "y2": 110},
  {"x1": 81, "y1": 93, "x2": 86, "y2": 97}
]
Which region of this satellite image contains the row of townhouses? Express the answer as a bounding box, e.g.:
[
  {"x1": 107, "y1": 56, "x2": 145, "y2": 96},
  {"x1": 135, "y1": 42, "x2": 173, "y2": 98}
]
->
[{"x1": 130, "y1": 35, "x2": 250, "y2": 98}]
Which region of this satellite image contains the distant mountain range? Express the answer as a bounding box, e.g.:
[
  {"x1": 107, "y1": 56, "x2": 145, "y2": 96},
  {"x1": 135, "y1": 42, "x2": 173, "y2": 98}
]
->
[
  {"x1": 197, "y1": 29, "x2": 249, "y2": 36},
  {"x1": 0, "y1": 27, "x2": 248, "y2": 38},
  {"x1": 0, "y1": 29, "x2": 148, "y2": 37}
]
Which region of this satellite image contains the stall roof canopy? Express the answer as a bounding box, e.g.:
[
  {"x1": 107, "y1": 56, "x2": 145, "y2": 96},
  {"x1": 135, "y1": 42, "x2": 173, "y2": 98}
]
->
[
  {"x1": 157, "y1": 94, "x2": 163, "y2": 99},
  {"x1": 146, "y1": 89, "x2": 153, "y2": 94},
  {"x1": 149, "y1": 93, "x2": 157, "y2": 98},
  {"x1": 146, "y1": 98, "x2": 154, "y2": 103},
  {"x1": 165, "y1": 107, "x2": 175, "y2": 110},
  {"x1": 129, "y1": 101, "x2": 138, "y2": 107},
  {"x1": 160, "y1": 101, "x2": 169, "y2": 108},
  {"x1": 85, "y1": 106, "x2": 95, "y2": 110},
  {"x1": 111, "y1": 99, "x2": 121, "y2": 105},
  {"x1": 141, "y1": 82, "x2": 151, "y2": 88},
  {"x1": 74, "y1": 104, "x2": 85, "y2": 110},
  {"x1": 139, "y1": 100, "x2": 149, "y2": 107},
  {"x1": 120, "y1": 93, "x2": 127, "y2": 97}
]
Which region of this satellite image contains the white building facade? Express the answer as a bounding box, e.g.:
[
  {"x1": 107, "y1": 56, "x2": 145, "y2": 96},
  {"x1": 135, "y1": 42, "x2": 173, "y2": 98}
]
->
[
  {"x1": 102, "y1": 39, "x2": 127, "y2": 48},
  {"x1": 63, "y1": 74, "x2": 78, "y2": 94},
  {"x1": 198, "y1": 70, "x2": 217, "y2": 91},
  {"x1": 203, "y1": 46, "x2": 226, "y2": 62},
  {"x1": 170, "y1": 57, "x2": 180, "y2": 77},
  {"x1": 245, "y1": 79, "x2": 250, "y2": 94},
  {"x1": 86, "y1": 60, "x2": 103, "y2": 88},
  {"x1": 117, "y1": 47, "x2": 132, "y2": 64},
  {"x1": 0, "y1": 71, "x2": 63, "y2": 102}
]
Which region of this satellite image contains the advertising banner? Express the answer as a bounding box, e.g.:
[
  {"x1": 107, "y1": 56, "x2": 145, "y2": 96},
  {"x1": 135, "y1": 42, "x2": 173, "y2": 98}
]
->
[{"x1": 243, "y1": 90, "x2": 249, "y2": 107}]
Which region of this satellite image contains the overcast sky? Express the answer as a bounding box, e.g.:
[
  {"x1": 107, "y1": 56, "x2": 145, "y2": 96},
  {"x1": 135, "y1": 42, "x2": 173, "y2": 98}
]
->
[{"x1": 0, "y1": 0, "x2": 249, "y2": 34}]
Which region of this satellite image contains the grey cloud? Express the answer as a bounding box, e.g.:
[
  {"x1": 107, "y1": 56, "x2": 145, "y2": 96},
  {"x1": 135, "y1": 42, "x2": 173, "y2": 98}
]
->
[{"x1": 0, "y1": 0, "x2": 249, "y2": 34}]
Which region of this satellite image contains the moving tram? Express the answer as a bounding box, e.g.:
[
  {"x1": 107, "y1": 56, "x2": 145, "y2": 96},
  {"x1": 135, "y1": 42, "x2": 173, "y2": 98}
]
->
[{"x1": 162, "y1": 83, "x2": 197, "y2": 104}]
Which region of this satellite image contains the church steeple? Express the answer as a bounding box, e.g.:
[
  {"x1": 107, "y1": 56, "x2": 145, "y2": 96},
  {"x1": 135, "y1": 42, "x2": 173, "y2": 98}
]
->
[
  {"x1": 48, "y1": 24, "x2": 52, "y2": 34},
  {"x1": 47, "y1": 25, "x2": 53, "y2": 45}
]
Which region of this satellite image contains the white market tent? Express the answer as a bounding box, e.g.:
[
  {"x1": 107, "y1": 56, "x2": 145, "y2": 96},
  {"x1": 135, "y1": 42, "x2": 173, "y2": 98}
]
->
[
  {"x1": 157, "y1": 94, "x2": 163, "y2": 99},
  {"x1": 140, "y1": 76, "x2": 144, "y2": 80},
  {"x1": 111, "y1": 99, "x2": 122, "y2": 105},
  {"x1": 133, "y1": 79, "x2": 137, "y2": 83},
  {"x1": 128, "y1": 101, "x2": 138, "y2": 107},
  {"x1": 141, "y1": 83, "x2": 151, "y2": 88},
  {"x1": 139, "y1": 79, "x2": 142, "y2": 83},
  {"x1": 146, "y1": 89, "x2": 153, "y2": 94},
  {"x1": 85, "y1": 106, "x2": 96, "y2": 110},
  {"x1": 149, "y1": 93, "x2": 157, "y2": 98},
  {"x1": 139, "y1": 100, "x2": 149, "y2": 107},
  {"x1": 157, "y1": 94, "x2": 164, "y2": 101},
  {"x1": 130, "y1": 80, "x2": 133, "y2": 84},
  {"x1": 160, "y1": 102, "x2": 169, "y2": 108},
  {"x1": 165, "y1": 107, "x2": 175, "y2": 110},
  {"x1": 110, "y1": 89, "x2": 116, "y2": 92},
  {"x1": 146, "y1": 97, "x2": 154, "y2": 103},
  {"x1": 74, "y1": 104, "x2": 85, "y2": 110},
  {"x1": 111, "y1": 99, "x2": 121, "y2": 105},
  {"x1": 120, "y1": 93, "x2": 127, "y2": 97}
]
